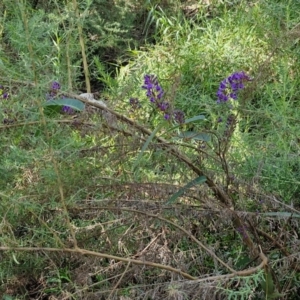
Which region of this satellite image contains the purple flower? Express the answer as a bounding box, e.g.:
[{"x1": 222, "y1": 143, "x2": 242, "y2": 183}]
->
[
  {"x1": 62, "y1": 105, "x2": 74, "y2": 114},
  {"x1": 51, "y1": 81, "x2": 61, "y2": 90},
  {"x1": 142, "y1": 74, "x2": 165, "y2": 105},
  {"x1": 173, "y1": 109, "x2": 185, "y2": 124},
  {"x1": 47, "y1": 81, "x2": 61, "y2": 101},
  {"x1": 141, "y1": 75, "x2": 186, "y2": 124},
  {"x1": 0, "y1": 85, "x2": 9, "y2": 99},
  {"x1": 226, "y1": 114, "x2": 235, "y2": 127},
  {"x1": 158, "y1": 101, "x2": 169, "y2": 111},
  {"x1": 217, "y1": 71, "x2": 251, "y2": 103},
  {"x1": 46, "y1": 91, "x2": 56, "y2": 101},
  {"x1": 129, "y1": 97, "x2": 141, "y2": 111},
  {"x1": 236, "y1": 225, "x2": 248, "y2": 239}
]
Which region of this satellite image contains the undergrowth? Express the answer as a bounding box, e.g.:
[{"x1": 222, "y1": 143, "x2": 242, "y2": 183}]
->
[{"x1": 0, "y1": 0, "x2": 300, "y2": 299}]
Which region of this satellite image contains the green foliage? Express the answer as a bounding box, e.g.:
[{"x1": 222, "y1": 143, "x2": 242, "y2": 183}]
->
[{"x1": 1, "y1": 0, "x2": 300, "y2": 299}]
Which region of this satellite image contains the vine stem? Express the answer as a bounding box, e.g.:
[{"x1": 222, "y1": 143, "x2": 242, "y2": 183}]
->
[
  {"x1": 0, "y1": 245, "x2": 268, "y2": 281},
  {"x1": 64, "y1": 92, "x2": 265, "y2": 259}
]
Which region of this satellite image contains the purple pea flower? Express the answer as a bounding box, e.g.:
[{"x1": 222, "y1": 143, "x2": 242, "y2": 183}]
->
[
  {"x1": 47, "y1": 81, "x2": 61, "y2": 100},
  {"x1": 164, "y1": 113, "x2": 170, "y2": 120},
  {"x1": 51, "y1": 81, "x2": 61, "y2": 90},
  {"x1": 173, "y1": 109, "x2": 185, "y2": 124},
  {"x1": 0, "y1": 85, "x2": 9, "y2": 99},
  {"x1": 62, "y1": 105, "x2": 74, "y2": 114},
  {"x1": 217, "y1": 71, "x2": 251, "y2": 103}
]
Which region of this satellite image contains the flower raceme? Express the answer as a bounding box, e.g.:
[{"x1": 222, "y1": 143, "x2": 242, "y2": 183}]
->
[
  {"x1": 142, "y1": 74, "x2": 164, "y2": 104},
  {"x1": 216, "y1": 71, "x2": 251, "y2": 103},
  {"x1": 141, "y1": 74, "x2": 185, "y2": 124}
]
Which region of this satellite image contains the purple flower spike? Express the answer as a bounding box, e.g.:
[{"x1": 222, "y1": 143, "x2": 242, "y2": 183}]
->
[
  {"x1": 142, "y1": 74, "x2": 186, "y2": 124},
  {"x1": 142, "y1": 74, "x2": 164, "y2": 103},
  {"x1": 216, "y1": 71, "x2": 251, "y2": 103}
]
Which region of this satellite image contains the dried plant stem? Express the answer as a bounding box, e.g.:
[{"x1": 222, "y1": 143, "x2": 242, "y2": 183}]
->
[
  {"x1": 72, "y1": 0, "x2": 91, "y2": 92},
  {"x1": 0, "y1": 119, "x2": 95, "y2": 129},
  {"x1": 0, "y1": 246, "x2": 196, "y2": 280},
  {"x1": 18, "y1": 0, "x2": 36, "y2": 84},
  {"x1": 108, "y1": 261, "x2": 131, "y2": 299},
  {"x1": 0, "y1": 245, "x2": 268, "y2": 281},
  {"x1": 65, "y1": 93, "x2": 264, "y2": 259},
  {"x1": 91, "y1": 205, "x2": 236, "y2": 273}
]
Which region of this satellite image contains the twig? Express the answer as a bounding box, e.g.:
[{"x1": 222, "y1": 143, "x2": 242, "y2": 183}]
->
[
  {"x1": 63, "y1": 92, "x2": 265, "y2": 259},
  {"x1": 0, "y1": 119, "x2": 94, "y2": 129},
  {"x1": 0, "y1": 246, "x2": 196, "y2": 280},
  {"x1": 74, "y1": 205, "x2": 237, "y2": 273},
  {"x1": 0, "y1": 245, "x2": 268, "y2": 282},
  {"x1": 108, "y1": 261, "x2": 131, "y2": 299},
  {"x1": 72, "y1": 0, "x2": 90, "y2": 92}
]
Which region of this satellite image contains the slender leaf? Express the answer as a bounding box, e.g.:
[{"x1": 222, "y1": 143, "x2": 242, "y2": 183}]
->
[
  {"x1": 178, "y1": 131, "x2": 210, "y2": 141},
  {"x1": 133, "y1": 124, "x2": 163, "y2": 170},
  {"x1": 44, "y1": 98, "x2": 85, "y2": 111},
  {"x1": 260, "y1": 212, "x2": 300, "y2": 218},
  {"x1": 167, "y1": 176, "x2": 206, "y2": 204},
  {"x1": 184, "y1": 115, "x2": 205, "y2": 124}
]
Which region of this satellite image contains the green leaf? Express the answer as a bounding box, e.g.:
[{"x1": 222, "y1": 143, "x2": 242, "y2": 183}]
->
[
  {"x1": 184, "y1": 115, "x2": 205, "y2": 124},
  {"x1": 44, "y1": 98, "x2": 85, "y2": 111},
  {"x1": 133, "y1": 124, "x2": 163, "y2": 171},
  {"x1": 178, "y1": 131, "x2": 210, "y2": 142},
  {"x1": 261, "y1": 269, "x2": 275, "y2": 298},
  {"x1": 166, "y1": 176, "x2": 206, "y2": 204},
  {"x1": 260, "y1": 212, "x2": 300, "y2": 218}
]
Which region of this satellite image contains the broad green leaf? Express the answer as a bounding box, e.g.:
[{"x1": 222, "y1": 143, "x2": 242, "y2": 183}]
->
[
  {"x1": 44, "y1": 98, "x2": 85, "y2": 111},
  {"x1": 166, "y1": 176, "x2": 206, "y2": 204},
  {"x1": 184, "y1": 115, "x2": 205, "y2": 124},
  {"x1": 178, "y1": 131, "x2": 210, "y2": 142}
]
